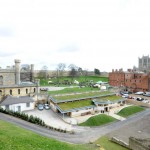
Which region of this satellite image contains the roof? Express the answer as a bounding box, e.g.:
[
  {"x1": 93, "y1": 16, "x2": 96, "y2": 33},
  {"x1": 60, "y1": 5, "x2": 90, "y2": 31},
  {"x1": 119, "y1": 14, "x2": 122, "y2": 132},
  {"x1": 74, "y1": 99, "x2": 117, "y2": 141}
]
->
[{"x1": 0, "y1": 96, "x2": 34, "y2": 106}]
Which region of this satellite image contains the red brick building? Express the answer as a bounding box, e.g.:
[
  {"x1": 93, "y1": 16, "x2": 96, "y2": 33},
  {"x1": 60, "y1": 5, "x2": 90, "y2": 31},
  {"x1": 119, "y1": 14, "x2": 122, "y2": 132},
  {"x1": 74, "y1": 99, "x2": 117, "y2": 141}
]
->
[{"x1": 109, "y1": 69, "x2": 150, "y2": 92}]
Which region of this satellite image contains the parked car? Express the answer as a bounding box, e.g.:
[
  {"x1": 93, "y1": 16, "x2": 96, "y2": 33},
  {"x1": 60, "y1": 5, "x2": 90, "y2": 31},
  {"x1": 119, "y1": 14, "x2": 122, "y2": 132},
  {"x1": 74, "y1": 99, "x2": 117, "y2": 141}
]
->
[
  {"x1": 122, "y1": 94, "x2": 129, "y2": 98},
  {"x1": 37, "y1": 104, "x2": 44, "y2": 110},
  {"x1": 143, "y1": 92, "x2": 150, "y2": 97},
  {"x1": 44, "y1": 104, "x2": 50, "y2": 110},
  {"x1": 135, "y1": 91, "x2": 144, "y2": 95},
  {"x1": 136, "y1": 97, "x2": 144, "y2": 101}
]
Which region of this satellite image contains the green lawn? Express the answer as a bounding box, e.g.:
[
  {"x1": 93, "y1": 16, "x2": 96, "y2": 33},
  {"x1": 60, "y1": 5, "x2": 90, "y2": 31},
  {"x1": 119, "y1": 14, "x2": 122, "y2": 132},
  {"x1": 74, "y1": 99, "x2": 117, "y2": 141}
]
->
[
  {"x1": 117, "y1": 106, "x2": 145, "y2": 117},
  {"x1": 52, "y1": 91, "x2": 113, "y2": 101},
  {"x1": 49, "y1": 87, "x2": 100, "y2": 95},
  {"x1": 95, "y1": 136, "x2": 129, "y2": 150},
  {"x1": 38, "y1": 76, "x2": 108, "y2": 86},
  {"x1": 58, "y1": 99, "x2": 93, "y2": 111},
  {"x1": 79, "y1": 114, "x2": 117, "y2": 127},
  {"x1": 0, "y1": 120, "x2": 129, "y2": 150},
  {"x1": 0, "y1": 120, "x2": 94, "y2": 150},
  {"x1": 95, "y1": 95, "x2": 122, "y2": 102}
]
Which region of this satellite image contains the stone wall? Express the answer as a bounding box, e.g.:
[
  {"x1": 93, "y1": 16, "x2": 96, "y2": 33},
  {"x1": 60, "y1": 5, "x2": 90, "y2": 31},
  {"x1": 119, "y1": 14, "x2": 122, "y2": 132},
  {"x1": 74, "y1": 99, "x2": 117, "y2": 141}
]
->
[
  {"x1": 129, "y1": 137, "x2": 150, "y2": 150},
  {"x1": 0, "y1": 72, "x2": 15, "y2": 86}
]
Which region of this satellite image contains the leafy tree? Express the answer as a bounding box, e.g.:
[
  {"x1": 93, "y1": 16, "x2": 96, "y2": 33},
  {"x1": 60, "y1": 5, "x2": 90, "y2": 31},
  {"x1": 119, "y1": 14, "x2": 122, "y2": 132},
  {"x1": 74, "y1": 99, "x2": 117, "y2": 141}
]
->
[{"x1": 94, "y1": 68, "x2": 100, "y2": 75}]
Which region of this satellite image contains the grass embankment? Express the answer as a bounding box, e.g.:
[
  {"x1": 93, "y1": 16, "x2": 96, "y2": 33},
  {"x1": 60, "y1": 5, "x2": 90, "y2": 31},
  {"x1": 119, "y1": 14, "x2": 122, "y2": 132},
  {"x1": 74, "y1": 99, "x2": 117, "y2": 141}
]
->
[
  {"x1": 0, "y1": 120, "x2": 93, "y2": 150},
  {"x1": 39, "y1": 76, "x2": 108, "y2": 86},
  {"x1": 0, "y1": 120, "x2": 128, "y2": 150},
  {"x1": 95, "y1": 136, "x2": 129, "y2": 150},
  {"x1": 117, "y1": 105, "x2": 145, "y2": 117},
  {"x1": 79, "y1": 114, "x2": 117, "y2": 127},
  {"x1": 52, "y1": 91, "x2": 112, "y2": 101}
]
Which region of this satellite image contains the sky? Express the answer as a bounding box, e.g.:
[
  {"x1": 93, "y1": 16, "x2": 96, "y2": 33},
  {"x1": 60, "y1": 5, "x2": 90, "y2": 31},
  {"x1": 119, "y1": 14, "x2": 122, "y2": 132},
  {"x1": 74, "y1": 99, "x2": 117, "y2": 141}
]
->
[{"x1": 0, "y1": 0, "x2": 150, "y2": 72}]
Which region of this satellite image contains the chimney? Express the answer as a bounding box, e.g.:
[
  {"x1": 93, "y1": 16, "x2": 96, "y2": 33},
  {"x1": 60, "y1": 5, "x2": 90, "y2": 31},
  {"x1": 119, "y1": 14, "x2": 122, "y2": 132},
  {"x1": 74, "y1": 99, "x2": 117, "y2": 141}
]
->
[
  {"x1": 15, "y1": 59, "x2": 21, "y2": 85},
  {"x1": 31, "y1": 64, "x2": 34, "y2": 82}
]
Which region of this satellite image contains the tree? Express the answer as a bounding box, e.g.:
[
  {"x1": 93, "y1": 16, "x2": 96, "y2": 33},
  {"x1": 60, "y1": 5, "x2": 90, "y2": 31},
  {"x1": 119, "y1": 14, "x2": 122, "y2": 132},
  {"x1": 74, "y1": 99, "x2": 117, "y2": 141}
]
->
[
  {"x1": 68, "y1": 64, "x2": 79, "y2": 81},
  {"x1": 94, "y1": 68, "x2": 100, "y2": 75},
  {"x1": 39, "y1": 66, "x2": 48, "y2": 79},
  {"x1": 56, "y1": 63, "x2": 66, "y2": 85},
  {"x1": 57, "y1": 63, "x2": 66, "y2": 76}
]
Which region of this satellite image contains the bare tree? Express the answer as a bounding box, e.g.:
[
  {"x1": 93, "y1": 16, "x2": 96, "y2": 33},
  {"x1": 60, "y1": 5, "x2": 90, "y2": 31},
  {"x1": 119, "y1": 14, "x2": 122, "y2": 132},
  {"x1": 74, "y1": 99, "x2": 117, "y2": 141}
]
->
[
  {"x1": 39, "y1": 65, "x2": 48, "y2": 79},
  {"x1": 57, "y1": 63, "x2": 66, "y2": 76},
  {"x1": 68, "y1": 64, "x2": 79, "y2": 81}
]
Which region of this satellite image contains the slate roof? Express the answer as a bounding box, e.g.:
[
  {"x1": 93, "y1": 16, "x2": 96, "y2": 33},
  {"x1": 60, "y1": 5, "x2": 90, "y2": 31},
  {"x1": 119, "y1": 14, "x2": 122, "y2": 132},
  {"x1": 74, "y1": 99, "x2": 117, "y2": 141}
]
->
[{"x1": 0, "y1": 96, "x2": 34, "y2": 106}]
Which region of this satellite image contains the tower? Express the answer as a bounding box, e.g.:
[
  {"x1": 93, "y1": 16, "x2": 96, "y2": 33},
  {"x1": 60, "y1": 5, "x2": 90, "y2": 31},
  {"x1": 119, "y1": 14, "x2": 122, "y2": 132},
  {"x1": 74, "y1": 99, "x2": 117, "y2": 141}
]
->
[
  {"x1": 15, "y1": 59, "x2": 21, "y2": 85},
  {"x1": 31, "y1": 64, "x2": 34, "y2": 82}
]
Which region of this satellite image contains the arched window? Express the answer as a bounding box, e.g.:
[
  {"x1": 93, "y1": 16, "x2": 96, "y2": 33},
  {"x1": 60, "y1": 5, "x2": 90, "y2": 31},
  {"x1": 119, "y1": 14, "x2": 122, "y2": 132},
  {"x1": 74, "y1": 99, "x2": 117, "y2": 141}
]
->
[
  {"x1": 18, "y1": 89, "x2": 20, "y2": 94},
  {"x1": 34, "y1": 88, "x2": 36, "y2": 93},
  {"x1": 26, "y1": 89, "x2": 28, "y2": 94},
  {"x1": 10, "y1": 90, "x2": 12, "y2": 95},
  {"x1": 0, "y1": 76, "x2": 3, "y2": 85}
]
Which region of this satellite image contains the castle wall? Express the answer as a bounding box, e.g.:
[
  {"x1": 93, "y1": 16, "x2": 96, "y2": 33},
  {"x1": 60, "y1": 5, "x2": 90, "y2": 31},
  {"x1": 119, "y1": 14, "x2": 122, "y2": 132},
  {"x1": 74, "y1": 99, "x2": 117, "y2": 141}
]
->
[{"x1": 0, "y1": 72, "x2": 15, "y2": 86}]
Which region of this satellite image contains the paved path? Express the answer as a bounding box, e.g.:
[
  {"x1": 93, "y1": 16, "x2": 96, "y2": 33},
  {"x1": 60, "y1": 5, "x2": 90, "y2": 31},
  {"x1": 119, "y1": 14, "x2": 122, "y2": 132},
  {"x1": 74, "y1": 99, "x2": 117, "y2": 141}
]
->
[{"x1": 1, "y1": 108, "x2": 150, "y2": 144}]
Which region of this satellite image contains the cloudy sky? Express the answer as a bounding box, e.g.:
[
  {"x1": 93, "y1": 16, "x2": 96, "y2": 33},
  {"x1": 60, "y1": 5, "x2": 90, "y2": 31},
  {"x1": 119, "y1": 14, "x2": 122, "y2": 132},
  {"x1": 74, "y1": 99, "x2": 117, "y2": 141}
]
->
[{"x1": 0, "y1": 0, "x2": 150, "y2": 72}]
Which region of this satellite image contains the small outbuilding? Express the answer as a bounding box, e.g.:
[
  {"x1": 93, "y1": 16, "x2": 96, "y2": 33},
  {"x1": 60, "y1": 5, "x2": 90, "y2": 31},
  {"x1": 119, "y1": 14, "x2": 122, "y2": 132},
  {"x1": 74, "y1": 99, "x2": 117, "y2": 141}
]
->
[{"x1": 0, "y1": 95, "x2": 35, "y2": 112}]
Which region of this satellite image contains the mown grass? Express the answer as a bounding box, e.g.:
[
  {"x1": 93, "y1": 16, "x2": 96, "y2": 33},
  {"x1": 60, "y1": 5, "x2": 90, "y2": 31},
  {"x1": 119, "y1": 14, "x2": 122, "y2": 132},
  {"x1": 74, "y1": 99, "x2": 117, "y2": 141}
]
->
[
  {"x1": 49, "y1": 87, "x2": 99, "y2": 95},
  {"x1": 0, "y1": 120, "x2": 128, "y2": 150},
  {"x1": 52, "y1": 91, "x2": 113, "y2": 101},
  {"x1": 0, "y1": 120, "x2": 94, "y2": 150},
  {"x1": 79, "y1": 114, "x2": 117, "y2": 127},
  {"x1": 39, "y1": 76, "x2": 108, "y2": 86},
  {"x1": 95, "y1": 95, "x2": 123, "y2": 102},
  {"x1": 58, "y1": 99, "x2": 93, "y2": 111},
  {"x1": 117, "y1": 105, "x2": 145, "y2": 117},
  {"x1": 94, "y1": 136, "x2": 129, "y2": 150}
]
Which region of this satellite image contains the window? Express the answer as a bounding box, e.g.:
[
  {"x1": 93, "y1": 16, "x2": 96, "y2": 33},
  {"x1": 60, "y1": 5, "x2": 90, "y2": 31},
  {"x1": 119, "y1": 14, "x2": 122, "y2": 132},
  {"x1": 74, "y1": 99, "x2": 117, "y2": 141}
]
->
[
  {"x1": 34, "y1": 88, "x2": 36, "y2": 93},
  {"x1": 0, "y1": 90, "x2": 2, "y2": 95},
  {"x1": 10, "y1": 90, "x2": 12, "y2": 95},
  {"x1": 18, "y1": 89, "x2": 20, "y2": 94},
  {"x1": 26, "y1": 103, "x2": 30, "y2": 107},
  {"x1": 26, "y1": 89, "x2": 28, "y2": 94},
  {"x1": 0, "y1": 75, "x2": 3, "y2": 85}
]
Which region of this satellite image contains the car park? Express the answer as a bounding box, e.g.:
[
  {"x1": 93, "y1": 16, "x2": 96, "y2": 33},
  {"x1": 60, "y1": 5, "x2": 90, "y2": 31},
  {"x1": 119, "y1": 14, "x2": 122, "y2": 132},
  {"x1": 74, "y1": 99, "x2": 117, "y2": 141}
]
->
[{"x1": 37, "y1": 104, "x2": 44, "y2": 110}]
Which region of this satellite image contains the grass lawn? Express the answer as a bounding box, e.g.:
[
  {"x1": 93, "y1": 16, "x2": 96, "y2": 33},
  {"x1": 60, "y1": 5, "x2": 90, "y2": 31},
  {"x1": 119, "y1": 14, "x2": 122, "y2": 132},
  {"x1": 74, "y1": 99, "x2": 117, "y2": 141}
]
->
[
  {"x1": 79, "y1": 114, "x2": 117, "y2": 127},
  {"x1": 38, "y1": 76, "x2": 108, "y2": 86},
  {"x1": 58, "y1": 99, "x2": 94, "y2": 111},
  {"x1": 95, "y1": 95, "x2": 123, "y2": 102},
  {"x1": 117, "y1": 105, "x2": 145, "y2": 117},
  {"x1": 49, "y1": 87, "x2": 100, "y2": 95},
  {"x1": 52, "y1": 91, "x2": 113, "y2": 101},
  {"x1": 94, "y1": 136, "x2": 129, "y2": 150},
  {"x1": 0, "y1": 120, "x2": 94, "y2": 150}
]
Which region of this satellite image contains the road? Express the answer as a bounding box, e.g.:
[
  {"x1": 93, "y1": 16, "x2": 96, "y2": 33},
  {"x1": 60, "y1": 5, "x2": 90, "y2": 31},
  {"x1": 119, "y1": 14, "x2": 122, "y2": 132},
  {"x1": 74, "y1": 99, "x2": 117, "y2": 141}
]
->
[{"x1": 1, "y1": 108, "x2": 150, "y2": 144}]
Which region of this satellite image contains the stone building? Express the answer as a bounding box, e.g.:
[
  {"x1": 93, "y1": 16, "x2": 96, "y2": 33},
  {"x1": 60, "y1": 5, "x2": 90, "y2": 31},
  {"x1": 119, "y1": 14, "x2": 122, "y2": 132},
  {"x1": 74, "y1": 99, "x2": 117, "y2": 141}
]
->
[
  {"x1": 109, "y1": 69, "x2": 150, "y2": 92},
  {"x1": 138, "y1": 55, "x2": 150, "y2": 73},
  {"x1": 0, "y1": 59, "x2": 38, "y2": 101}
]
